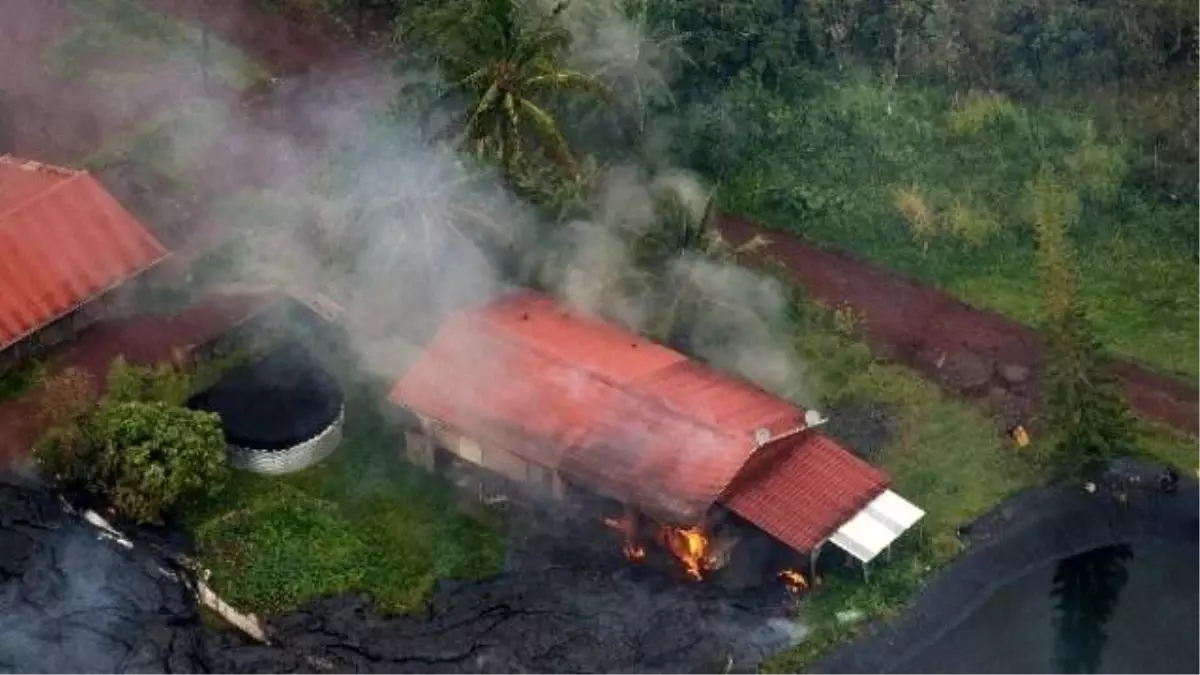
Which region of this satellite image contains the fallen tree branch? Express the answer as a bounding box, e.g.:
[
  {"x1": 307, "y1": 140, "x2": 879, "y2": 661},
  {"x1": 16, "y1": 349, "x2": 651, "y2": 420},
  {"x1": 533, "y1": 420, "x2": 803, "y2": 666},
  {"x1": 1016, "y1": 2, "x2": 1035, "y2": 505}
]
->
[{"x1": 79, "y1": 508, "x2": 270, "y2": 645}]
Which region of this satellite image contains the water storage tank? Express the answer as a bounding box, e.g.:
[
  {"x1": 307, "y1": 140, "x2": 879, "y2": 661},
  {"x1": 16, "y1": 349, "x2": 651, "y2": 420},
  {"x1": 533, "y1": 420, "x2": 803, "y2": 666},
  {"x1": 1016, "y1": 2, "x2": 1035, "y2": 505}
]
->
[{"x1": 187, "y1": 342, "x2": 345, "y2": 474}]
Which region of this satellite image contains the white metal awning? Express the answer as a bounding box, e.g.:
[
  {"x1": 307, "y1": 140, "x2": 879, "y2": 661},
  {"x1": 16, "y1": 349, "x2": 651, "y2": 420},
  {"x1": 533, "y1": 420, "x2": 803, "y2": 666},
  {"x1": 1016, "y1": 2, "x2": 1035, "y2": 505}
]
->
[{"x1": 829, "y1": 489, "x2": 925, "y2": 563}]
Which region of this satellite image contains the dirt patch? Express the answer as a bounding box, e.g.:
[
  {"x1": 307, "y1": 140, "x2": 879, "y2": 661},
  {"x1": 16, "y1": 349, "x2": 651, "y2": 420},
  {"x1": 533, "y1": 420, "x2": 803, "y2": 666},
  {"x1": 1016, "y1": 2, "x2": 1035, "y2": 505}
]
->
[
  {"x1": 138, "y1": 0, "x2": 352, "y2": 77},
  {"x1": 0, "y1": 292, "x2": 278, "y2": 468},
  {"x1": 717, "y1": 216, "x2": 1199, "y2": 436},
  {"x1": 823, "y1": 401, "x2": 898, "y2": 464},
  {"x1": 1, "y1": 0, "x2": 99, "y2": 162}
]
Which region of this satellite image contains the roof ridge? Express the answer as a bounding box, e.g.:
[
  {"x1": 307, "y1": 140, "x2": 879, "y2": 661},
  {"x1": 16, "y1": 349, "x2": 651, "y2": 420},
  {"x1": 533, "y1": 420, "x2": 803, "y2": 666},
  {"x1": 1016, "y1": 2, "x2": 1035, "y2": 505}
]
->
[
  {"x1": 471, "y1": 300, "x2": 750, "y2": 445},
  {"x1": 0, "y1": 168, "x2": 89, "y2": 228}
]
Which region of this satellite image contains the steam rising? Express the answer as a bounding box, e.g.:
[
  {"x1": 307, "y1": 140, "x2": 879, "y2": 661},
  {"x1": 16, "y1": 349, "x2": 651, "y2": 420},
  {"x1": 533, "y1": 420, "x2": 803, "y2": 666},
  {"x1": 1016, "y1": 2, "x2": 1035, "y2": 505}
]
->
[{"x1": 115, "y1": 0, "x2": 812, "y2": 404}]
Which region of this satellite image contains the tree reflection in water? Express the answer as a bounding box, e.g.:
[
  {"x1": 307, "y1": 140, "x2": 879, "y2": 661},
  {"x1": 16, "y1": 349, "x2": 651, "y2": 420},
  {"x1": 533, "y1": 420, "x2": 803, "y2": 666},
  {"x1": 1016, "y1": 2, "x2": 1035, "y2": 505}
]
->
[{"x1": 1051, "y1": 544, "x2": 1134, "y2": 674}]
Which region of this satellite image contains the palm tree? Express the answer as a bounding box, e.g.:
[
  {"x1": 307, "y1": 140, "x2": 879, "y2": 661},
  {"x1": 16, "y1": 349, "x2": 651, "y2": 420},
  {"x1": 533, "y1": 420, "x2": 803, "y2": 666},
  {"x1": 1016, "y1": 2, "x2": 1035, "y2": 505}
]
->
[{"x1": 420, "y1": 0, "x2": 611, "y2": 176}]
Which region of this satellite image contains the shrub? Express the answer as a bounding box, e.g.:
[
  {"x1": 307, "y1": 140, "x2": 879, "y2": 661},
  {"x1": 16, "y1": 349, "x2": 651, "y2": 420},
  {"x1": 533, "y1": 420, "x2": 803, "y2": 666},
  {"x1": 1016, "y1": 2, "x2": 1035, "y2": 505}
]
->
[
  {"x1": 34, "y1": 361, "x2": 228, "y2": 524},
  {"x1": 89, "y1": 401, "x2": 228, "y2": 523}
]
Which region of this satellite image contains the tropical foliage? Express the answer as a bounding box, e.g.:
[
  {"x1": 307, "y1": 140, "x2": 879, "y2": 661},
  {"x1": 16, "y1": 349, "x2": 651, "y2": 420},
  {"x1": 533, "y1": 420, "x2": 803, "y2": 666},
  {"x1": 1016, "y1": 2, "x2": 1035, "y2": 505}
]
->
[
  {"x1": 404, "y1": 0, "x2": 610, "y2": 175},
  {"x1": 34, "y1": 361, "x2": 228, "y2": 524},
  {"x1": 1030, "y1": 170, "x2": 1135, "y2": 480}
]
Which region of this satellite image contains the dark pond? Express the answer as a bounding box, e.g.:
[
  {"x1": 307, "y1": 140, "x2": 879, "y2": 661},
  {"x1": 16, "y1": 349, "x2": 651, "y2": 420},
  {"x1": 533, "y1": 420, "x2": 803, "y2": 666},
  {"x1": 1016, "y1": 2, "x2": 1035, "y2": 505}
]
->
[{"x1": 898, "y1": 542, "x2": 1199, "y2": 674}]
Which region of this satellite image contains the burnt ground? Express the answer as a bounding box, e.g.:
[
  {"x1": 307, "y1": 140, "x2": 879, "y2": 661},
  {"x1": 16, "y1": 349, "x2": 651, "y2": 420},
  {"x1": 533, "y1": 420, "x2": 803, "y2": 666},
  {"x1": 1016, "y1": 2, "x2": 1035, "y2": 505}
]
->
[{"x1": 0, "y1": 477, "x2": 803, "y2": 674}]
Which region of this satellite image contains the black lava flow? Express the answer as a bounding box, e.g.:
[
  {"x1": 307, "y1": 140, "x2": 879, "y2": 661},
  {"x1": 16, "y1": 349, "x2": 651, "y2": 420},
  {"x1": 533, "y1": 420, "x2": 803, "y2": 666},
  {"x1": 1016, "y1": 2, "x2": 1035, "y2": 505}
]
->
[
  {"x1": 0, "y1": 478, "x2": 802, "y2": 674},
  {"x1": 187, "y1": 342, "x2": 343, "y2": 450}
]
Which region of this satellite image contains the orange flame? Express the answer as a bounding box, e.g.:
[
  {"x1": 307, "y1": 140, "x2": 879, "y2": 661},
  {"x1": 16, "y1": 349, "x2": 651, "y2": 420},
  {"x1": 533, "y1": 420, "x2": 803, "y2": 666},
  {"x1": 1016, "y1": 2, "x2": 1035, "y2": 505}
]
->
[
  {"x1": 779, "y1": 568, "x2": 808, "y2": 594},
  {"x1": 623, "y1": 542, "x2": 647, "y2": 561},
  {"x1": 604, "y1": 516, "x2": 646, "y2": 563},
  {"x1": 661, "y1": 525, "x2": 712, "y2": 581}
]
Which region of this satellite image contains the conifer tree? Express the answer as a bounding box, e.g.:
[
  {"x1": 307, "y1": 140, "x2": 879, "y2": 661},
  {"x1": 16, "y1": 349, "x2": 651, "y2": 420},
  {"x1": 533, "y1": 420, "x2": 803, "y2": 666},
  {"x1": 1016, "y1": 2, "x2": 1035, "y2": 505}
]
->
[{"x1": 1029, "y1": 168, "x2": 1135, "y2": 480}]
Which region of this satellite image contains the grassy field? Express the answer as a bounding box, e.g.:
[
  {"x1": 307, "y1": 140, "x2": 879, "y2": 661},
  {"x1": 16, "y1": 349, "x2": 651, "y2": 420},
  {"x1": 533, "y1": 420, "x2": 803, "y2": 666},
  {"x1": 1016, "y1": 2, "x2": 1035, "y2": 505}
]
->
[
  {"x1": 762, "y1": 297, "x2": 1196, "y2": 671},
  {"x1": 689, "y1": 72, "x2": 1199, "y2": 380},
  {"x1": 183, "y1": 376, "x2": 503, "y2": 614}
]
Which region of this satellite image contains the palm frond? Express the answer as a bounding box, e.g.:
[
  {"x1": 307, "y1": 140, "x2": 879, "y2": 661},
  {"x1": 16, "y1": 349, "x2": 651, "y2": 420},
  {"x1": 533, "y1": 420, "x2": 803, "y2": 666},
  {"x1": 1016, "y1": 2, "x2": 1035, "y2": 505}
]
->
[
  {"x1": 518, "y1": 98, "x2": 575, "y2": 170},
  {"x1": 527, "y1": 70, "x2": 613, "y2": 101},
  {"x1": 501, "y1": 92, "x2": 523, "y2": 169}
]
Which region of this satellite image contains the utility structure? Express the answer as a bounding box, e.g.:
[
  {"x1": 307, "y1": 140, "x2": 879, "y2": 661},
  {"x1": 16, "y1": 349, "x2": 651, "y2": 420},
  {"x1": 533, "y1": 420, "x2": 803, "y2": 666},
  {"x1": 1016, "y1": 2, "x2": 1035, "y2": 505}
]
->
[{"x1": 391, "y1": 291, "x2": 924, "y2": 575}]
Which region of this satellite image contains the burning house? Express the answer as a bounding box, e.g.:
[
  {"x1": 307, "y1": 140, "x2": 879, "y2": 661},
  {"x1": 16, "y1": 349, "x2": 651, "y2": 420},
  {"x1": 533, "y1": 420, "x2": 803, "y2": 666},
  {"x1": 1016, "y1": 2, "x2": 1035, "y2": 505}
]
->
[
  {"x1": 390, "y1": 291, "x2": 923, "y2": 583},
  {"x1": 0, "y1": 155, "x2": 167, "y2": 374}
]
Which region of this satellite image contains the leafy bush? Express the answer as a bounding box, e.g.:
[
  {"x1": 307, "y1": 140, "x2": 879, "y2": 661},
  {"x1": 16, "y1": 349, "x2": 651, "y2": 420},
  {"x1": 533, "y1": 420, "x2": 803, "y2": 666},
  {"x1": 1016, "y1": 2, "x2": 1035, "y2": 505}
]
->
[
  {"x1": 34, "y1": 361, "x2": 228, "y2": 524},
  {"x1": 106, "y1": 357, "x2": 192, "y2": 406},
  {"x1": 89, "y1": 401, "x2": 228, "y2": 523}
]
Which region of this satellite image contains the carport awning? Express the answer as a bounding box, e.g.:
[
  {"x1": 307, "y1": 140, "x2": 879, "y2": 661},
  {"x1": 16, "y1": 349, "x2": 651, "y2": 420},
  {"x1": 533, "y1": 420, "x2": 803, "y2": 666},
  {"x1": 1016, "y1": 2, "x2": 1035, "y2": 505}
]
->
[{"x1": 829, "y1": 489, "x2": 924, "y2": 563}]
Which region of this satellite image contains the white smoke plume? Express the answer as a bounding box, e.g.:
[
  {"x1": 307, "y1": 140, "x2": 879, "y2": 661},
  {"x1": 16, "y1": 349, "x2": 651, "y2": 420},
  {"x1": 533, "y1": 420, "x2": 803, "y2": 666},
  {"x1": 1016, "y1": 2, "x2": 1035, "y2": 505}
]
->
[{"x1": 7, "y1": 0, "x2": 810, "y2": 398}]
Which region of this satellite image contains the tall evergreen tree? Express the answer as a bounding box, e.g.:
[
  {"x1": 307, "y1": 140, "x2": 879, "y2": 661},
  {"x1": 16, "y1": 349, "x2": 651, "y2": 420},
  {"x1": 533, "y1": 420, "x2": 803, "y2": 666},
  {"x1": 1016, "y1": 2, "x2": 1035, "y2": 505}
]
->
[{"x1": 1029, "y1": 169, "x2": 1135, "y2": 480}]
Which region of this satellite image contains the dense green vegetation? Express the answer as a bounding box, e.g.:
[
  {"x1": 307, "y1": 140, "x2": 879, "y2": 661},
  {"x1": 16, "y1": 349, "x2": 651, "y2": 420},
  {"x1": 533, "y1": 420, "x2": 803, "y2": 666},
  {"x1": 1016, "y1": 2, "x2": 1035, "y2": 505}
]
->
[
  {"x1": 679, "y1": 75, "x2": 1198, "y2": 378},
  {"x1": 35, "y1": 0, "x2": 1191, "y2": 665},
  {"x1": 35, "y1": 360, "x2": 229, "y2": 524}
]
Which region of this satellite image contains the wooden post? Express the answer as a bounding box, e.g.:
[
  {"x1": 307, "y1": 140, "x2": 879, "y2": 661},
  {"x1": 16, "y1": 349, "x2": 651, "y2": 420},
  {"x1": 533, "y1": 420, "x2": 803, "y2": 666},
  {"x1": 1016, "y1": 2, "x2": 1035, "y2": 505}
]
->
[
  {"x1": 809, "y1": 540, "x2": 824, "y2": 581},
  {"x1": 403, "y1": 424, "x2": 436, "y2": 472}
]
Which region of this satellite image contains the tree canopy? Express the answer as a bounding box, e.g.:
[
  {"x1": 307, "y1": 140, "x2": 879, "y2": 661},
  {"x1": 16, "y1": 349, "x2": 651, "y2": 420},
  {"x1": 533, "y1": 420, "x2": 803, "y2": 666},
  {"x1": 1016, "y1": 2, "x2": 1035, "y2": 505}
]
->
[
  {"x1": 35, "y1": 361, "x2": 229, "y2": 524},
  {"x1": 408, "y1": 0, "x2": 611, "y2": 175}
]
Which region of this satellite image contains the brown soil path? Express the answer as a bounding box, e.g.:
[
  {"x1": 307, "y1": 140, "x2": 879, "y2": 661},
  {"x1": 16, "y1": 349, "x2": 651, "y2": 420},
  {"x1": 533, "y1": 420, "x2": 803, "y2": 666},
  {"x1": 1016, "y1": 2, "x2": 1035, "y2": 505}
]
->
[
  {"x1": 718, "y1": 216, "x2": 1199, "y2": 435},
  {"x1": 0, "y1": 293, "x2": 276, "y2": 468},
  {"x1": 7, "y1": 0, "x2": 1194, "y2": 441}
]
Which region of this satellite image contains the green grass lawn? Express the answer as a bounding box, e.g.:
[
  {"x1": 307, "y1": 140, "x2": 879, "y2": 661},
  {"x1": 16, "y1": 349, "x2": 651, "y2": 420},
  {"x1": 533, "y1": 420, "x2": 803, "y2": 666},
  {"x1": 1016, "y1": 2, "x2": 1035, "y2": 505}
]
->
[
  {"x1": 692, "y1": 73, "x2": 1199, "y2": 380},
  {"x1": 764, "y1": 298, "x2": 1197, "y2": 671},
  {"x1": 0, "y1": 360, "x2": 47, "y2": 403},
  {"x1": 183, "y1": 377, "x2": 503, "y2": 615}
]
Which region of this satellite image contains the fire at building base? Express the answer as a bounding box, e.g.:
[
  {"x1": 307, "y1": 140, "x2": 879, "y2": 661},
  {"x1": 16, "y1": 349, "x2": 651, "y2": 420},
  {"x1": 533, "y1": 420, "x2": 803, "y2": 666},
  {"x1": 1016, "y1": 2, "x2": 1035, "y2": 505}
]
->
[{"x1": 391, "y1": 291, "x2": 925, "y2": 593}]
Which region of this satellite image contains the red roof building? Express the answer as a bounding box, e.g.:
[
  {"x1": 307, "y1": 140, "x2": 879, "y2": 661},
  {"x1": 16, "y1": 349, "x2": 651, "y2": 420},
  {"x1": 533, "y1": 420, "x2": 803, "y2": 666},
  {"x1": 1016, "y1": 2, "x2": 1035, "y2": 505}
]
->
[
  {"x1": 392, "y1": 290, "x2": 922, "y2": 559},
  {"x1": 0, "y1": 155, "x2": 167, "y2": 357}
]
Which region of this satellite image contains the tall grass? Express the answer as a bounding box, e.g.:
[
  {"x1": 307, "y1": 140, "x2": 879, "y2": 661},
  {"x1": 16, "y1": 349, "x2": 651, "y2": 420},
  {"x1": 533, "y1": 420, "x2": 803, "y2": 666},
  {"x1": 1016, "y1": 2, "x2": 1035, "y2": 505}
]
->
[{"x1": 680, "y1": 71, "x2": 1199, "y2": 379}]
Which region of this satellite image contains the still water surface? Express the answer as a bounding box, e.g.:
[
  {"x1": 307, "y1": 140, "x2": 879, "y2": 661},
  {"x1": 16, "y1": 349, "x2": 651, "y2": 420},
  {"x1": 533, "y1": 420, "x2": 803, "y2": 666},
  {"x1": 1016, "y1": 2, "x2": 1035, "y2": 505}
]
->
[{"x1": 898, "y1": 542, "x2": 1199, "y2": 674}]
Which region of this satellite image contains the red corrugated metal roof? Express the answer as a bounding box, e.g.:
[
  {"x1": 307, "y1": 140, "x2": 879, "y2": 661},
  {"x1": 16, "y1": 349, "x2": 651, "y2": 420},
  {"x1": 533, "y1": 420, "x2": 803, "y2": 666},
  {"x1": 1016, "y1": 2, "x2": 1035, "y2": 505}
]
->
[
  {"x1": 0, "y1": 156, "x2": 168, "y2": 351},
  {"x1": 392, "y1": 290, "x2": 892, "y2": 539},
  {"x1": 477, "y1": 292, "x2": 687, "y2": 384},
  {"x1": 720, "y1": 434, "x2": 890, "y2": 553}
]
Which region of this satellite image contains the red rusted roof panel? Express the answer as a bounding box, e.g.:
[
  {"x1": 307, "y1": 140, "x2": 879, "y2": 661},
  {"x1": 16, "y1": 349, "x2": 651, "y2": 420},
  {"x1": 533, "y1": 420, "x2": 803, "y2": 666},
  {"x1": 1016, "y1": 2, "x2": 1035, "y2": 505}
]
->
[
  {"x1": 719, "y1": 434, "x2": 890, "y2": 553},
  {"x1": 394, "y1": 312, "x2": 603, "y2": 469},
  {"x1": 477, "y1": 290, "x2": 686, "y2": 384},
  {"x1": 393, "y1": 290, "x2": 893, "y2": 529},
  {"x1": 561, "y1": 385, "x2": 755, "y2": 524},
  {"x1": 635, "y1": 360, "x2": 802, "y2": 440},
  {"x1": 0, "y1": 156, "x2": 168, "y2": 351}
]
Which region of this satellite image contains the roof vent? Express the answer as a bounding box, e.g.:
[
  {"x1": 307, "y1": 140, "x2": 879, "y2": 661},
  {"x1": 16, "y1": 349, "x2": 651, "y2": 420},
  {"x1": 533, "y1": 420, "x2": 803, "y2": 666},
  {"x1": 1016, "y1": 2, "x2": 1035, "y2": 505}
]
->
[
  {"x1": 753, "y1": 427, "x2": 772, "y2": 447},
  {"x1": 804, "y1": 409, "x2": 829, "y2": 429}
]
